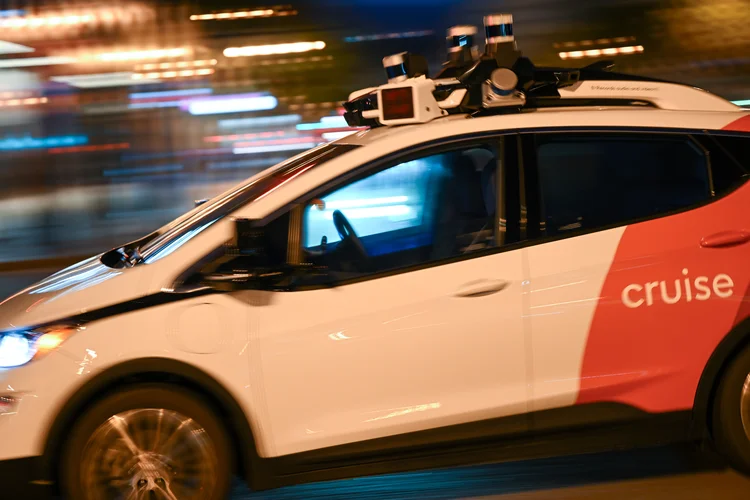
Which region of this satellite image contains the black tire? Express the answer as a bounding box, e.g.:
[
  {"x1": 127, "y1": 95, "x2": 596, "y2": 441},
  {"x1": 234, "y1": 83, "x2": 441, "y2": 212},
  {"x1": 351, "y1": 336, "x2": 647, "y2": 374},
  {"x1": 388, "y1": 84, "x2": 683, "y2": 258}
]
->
[
  {"x1": 713, "y1": 345, "x2": 750, "y2": 475},
  {"x1": 60, "y1": 384, "x2": 234, "y2": 500}
]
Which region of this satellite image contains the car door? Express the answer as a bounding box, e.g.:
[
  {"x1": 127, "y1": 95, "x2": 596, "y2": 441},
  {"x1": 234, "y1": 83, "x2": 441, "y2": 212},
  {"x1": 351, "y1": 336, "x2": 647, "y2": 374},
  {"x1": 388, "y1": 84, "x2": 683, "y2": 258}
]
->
[
  {"x1": 522, "y1": 130, "x2": 750, "y2": 425},
  {"x1": 250, "y1": 138, "x2": 531, "y2": 457}
]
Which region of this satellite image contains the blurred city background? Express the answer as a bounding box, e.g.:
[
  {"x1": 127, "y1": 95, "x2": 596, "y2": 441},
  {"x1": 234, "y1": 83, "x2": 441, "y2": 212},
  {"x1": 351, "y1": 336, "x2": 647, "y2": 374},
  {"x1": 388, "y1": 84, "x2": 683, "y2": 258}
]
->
[{"x1": 0, "y1": 0, "x2": 748, "y2": 265}]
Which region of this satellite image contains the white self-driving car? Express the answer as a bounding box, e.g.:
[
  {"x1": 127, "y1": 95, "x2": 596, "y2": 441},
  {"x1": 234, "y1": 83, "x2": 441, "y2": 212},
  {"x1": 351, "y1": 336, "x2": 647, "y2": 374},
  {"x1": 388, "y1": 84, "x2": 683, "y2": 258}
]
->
[{"x1": 4, "y1": 14, "x2": 750, "y2": 500}]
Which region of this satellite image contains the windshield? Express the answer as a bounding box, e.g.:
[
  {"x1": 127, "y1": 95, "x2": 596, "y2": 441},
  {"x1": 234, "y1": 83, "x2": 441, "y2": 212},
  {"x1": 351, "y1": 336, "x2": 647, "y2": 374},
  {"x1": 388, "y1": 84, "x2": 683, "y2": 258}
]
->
[{"x1": 135, "y1": 143, "x2": 360, "y2": 264}]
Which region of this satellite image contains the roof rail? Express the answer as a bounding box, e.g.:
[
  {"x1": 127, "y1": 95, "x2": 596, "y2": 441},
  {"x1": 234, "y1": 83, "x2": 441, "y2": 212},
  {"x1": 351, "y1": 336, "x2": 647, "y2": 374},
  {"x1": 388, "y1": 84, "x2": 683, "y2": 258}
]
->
[{"x1": 553, "y1": 79, "x2": 738, "y2": 112}]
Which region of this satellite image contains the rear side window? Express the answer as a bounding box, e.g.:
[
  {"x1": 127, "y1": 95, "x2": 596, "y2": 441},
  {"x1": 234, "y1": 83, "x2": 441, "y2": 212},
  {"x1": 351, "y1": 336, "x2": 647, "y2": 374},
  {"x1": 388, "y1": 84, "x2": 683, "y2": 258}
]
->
[
  {"x1": 534, "y1": 134, "x2": 712, "y2": 236},
  {"x1": 696, "y1": 133, "x2": 750, "y2": 194}
]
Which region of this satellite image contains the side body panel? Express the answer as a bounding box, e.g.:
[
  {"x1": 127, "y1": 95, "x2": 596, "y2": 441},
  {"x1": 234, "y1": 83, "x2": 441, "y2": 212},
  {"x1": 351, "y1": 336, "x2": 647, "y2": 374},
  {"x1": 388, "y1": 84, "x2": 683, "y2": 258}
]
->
[
  {"x1": 252, "y1": 251, "x2": 528, "y2": 456},
  {"x1": 529, "y1": 164, "x2": 750, "y2": 414},
  {"x1": 526, "y1": 227, "x2": 626, "y2": 411},
  {"x1": 577, "y1": 180, "x2": 750, "y2": 412},
  {"x1": 0, "y1": 293, "x2": 255, "y2": 460}
]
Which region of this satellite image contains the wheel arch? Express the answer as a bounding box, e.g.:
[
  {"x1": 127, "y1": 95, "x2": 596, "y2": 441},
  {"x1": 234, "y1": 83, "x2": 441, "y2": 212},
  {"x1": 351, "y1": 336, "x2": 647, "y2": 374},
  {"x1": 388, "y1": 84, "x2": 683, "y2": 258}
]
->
[
  {"x1": 693, "y1": 316, "x2": 750, "y2": 440},
  {"x1": 41, "y1": 357, "x2": 265, "y2": 490}
]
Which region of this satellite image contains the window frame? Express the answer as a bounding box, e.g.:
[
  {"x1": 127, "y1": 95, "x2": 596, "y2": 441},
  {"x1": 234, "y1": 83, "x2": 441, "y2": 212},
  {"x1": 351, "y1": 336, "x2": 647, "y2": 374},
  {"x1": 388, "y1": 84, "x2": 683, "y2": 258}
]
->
[
  {"x1": 172, "y1": 126, "x2": 750, "y2": 291},
  {"x1": 285, "y1": 134, "x2": 522, "y2": 288},
  {"x1": 520, "y1": 128, "x2": 745, "y2": 245}
]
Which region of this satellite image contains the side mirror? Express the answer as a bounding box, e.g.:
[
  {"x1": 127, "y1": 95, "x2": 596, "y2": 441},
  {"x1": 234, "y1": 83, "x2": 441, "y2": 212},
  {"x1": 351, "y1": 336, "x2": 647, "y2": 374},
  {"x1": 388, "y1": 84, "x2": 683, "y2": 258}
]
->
[
  {"x1": 196, "y1": 217, "x2": 330, "y2": 291},
  {"x1": 197, "y1": 218, "x2": 283, "y2": 291},
  {"x1": 232, "y1": 218, "x2": 267, "y2": 256}
]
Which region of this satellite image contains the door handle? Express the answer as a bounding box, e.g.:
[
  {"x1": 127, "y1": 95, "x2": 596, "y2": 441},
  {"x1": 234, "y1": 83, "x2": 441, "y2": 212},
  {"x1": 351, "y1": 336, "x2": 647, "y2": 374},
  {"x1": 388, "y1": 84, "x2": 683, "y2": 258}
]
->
[
  {"x1": 454, "y1": 279, "x2": 510, "y2": 298},
  {"x1": 701, "y1": 230, "x2": 750, "y2": 248}
]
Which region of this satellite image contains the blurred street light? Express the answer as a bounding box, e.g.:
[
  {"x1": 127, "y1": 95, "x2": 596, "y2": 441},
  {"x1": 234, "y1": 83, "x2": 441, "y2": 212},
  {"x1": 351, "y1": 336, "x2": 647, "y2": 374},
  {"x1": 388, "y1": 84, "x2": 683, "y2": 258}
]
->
[
  {"x1": 559, "y1": 45, "x2": 644, "y2": 59},
  {"x1": 132, "y1": 68, "x2": 214, "y2": 80},
  {"x1": 0, "y1": 5, "x2": 155, "y2": 35},
  {"x1": 224, "y1": 41, "x2": 326, "y2": 58},
  {"x1": 136, "y1": 60, "x2": 217, "y2": 71},
  {"x1": 0, "y1": 97, "x2": 47, "y2": 107},
  {"x1": 190, "y1": 10, "x2": 274, "y2": 21},
  {"x1": 554, "y1": 36, "x2": 636, "y2": 49},
  {"x1": 52, "y1": 72, "x2": 162, "y2": 88},
  {"x1": 96, "y1": 48, "x2": 191, "y2": 62},
  {"x1": 190, "y1": 6, "x2": 297, "y2": 21},
  {"x1": 186, "y1": 94, "x2": 279, "y2": 115}
]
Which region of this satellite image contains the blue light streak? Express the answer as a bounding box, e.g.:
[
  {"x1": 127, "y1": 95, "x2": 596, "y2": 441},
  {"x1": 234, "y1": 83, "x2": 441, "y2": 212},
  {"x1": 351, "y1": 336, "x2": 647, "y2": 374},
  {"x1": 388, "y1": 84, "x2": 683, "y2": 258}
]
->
[
  {"x1": 103, "y1": 164, "x2": 184, "y2": 177},
  {"x1": 187, "y1": 94, "x2": 278, "y2": 116},
  {"x1": 0, "y1": 135, "x2": 88, "y2": 151},
  {"x1": 297, "y1": 115, "x2": 349, "y2": 130},
  {"x1": 129, "y1": 88, "x2": 213, "y2": 100}
]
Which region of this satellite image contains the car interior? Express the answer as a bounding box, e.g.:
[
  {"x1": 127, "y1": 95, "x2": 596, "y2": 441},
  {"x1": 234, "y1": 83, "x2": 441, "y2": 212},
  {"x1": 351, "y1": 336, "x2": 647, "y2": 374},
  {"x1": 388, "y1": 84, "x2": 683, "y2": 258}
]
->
[{"x1": 301, "y1": 146, "x2": 500, "y2": 281}]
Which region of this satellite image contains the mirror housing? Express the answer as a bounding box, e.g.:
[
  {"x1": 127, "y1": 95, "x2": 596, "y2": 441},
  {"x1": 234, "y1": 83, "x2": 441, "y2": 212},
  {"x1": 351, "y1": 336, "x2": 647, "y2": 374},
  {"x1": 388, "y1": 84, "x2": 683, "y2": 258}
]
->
[
  {"x1": 232, "y1": 218, "x2": 266, "y2": 257},
  {"x1": 197, "y1": 218, "x2": 299, "y2": 292},
  {"x1": 196, "y1": 217, "x2": 331, "y2": 292}
]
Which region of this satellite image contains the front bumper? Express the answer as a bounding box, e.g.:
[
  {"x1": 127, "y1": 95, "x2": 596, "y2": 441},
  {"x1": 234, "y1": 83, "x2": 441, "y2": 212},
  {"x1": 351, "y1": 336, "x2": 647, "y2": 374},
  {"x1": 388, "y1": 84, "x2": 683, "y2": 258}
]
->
[
  {"x1": 0, "y1": 354, "x2": 82, "y2": 498},
  {"x1": 0, "y1": 456, "x2": 53, "y2": 499}
]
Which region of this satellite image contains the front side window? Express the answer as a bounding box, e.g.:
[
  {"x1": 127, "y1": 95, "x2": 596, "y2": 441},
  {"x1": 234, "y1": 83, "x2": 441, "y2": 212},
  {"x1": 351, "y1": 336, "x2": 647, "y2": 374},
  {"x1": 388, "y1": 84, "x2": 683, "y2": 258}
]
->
[
  {"x1": 302, "y1": 143, "x2": 502, "y2": 280},
  {"x1": 534, "y1": 133, "x2": 712, "y2": 236},
  {"x1": 134, "y1": 143, "x2": 358, "y2": 265}
]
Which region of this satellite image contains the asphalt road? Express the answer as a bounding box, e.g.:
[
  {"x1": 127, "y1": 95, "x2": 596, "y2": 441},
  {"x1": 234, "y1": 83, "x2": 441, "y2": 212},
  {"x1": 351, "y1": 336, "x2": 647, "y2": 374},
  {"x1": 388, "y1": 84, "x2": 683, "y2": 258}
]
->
[
  {"x1": 2, "y1": 270, "x2": 750, "y2": 499},
  {"x1": 231, "y1": 446, "x2": 750, "y2": 499}
]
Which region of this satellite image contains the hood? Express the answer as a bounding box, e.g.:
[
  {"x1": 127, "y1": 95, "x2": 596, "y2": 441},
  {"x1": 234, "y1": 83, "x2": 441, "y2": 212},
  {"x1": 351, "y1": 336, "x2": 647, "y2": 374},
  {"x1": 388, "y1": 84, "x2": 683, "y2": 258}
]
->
[{"x1": 0, "y1": 255, "x2": 147, "y2": 329}]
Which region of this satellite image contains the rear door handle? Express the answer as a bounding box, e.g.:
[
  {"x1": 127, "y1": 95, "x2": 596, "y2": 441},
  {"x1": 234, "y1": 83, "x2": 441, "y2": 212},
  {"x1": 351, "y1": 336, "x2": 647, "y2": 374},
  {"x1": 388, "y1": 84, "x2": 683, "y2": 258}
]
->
[
  {"x1": 454, "y1": 279, "x2": 510, "y2": 298},
  {"x1": 701, "y1": 230, "x2": 750, "y2": 248}
]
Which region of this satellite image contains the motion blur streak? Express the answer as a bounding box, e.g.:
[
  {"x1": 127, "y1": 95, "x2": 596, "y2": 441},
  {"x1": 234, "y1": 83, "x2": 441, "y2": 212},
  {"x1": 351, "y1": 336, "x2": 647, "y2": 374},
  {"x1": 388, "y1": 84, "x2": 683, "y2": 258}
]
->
[
  {"x1": 190, "y1": 9, "x2": 275, "y2": 21},
  {"x1": 559, "y1": 45, "x2": 645, "y2": 59},
  {"x1": 49, "y1": 143, "x2": 130, "y2": 154},
  {"x1": 0, "y1": 56, "x2": 75, "y2": 68},
  {"x1": 224, "y1": 41, "x2": 326, "y2": 58},
  {"x1": 0, "y1": 40, "x2": 33, "y2": 54},
  {"x1": 234, "y1": 143, "x2": 316, "y2": 154},
  {"x1": 0, "y1": 0, "x2": 747, "y2": 274},
  {"x1": 130, "y1": 88, "x2": 213, "y2": 100},
  {"x1": 96, "y1": 47, "x2": 191, "y2": 62},
  {"x1": 187, "y1": 94, "x2": 278, "y2": 115},
  {"x1": 132, "y1": 68, "x2": 214, "y2": 80},
  {"x1": 52, "y1": 72, "x2": 162, "y2": 88}
]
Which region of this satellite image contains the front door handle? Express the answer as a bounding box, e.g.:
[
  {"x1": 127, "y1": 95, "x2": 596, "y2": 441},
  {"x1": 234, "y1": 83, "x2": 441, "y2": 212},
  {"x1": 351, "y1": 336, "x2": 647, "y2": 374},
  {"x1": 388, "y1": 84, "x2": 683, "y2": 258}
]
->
[
  {"x1": 454, "y1": 279, "x2": 510, "y2": 298},
  {"x1": 701, "y1": 230, "x2": 750, "y2": 248}
]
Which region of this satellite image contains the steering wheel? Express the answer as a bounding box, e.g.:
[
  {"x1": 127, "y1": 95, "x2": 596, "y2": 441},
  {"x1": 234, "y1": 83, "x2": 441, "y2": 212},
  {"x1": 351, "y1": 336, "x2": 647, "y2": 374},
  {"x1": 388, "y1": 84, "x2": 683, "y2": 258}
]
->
[{"x1": 332, "y1": 209, "x2": 369, "y2": 262}]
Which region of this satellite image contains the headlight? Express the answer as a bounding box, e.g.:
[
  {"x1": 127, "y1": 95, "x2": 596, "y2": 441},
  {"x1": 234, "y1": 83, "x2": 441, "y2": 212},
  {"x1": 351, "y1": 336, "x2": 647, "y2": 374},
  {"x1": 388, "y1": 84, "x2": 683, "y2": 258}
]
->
[{"x1": 0, "y1": 326, "x2": 77, "y2": 369}]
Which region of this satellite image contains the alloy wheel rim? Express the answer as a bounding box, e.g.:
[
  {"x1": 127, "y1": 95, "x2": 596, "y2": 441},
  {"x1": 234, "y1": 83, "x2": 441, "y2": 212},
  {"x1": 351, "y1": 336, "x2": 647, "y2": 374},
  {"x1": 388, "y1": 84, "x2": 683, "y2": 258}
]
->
[
  {"x1": 742, "y1": 373, "x2": 750, "y2": 441},
  {"x1": 79, "y1": 408, "x2": 219, "y2": 500}
]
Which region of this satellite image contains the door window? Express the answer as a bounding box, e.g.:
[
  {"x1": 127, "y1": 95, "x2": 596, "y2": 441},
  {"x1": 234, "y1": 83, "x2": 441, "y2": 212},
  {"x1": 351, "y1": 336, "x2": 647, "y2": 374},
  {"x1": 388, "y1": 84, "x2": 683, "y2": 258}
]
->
[
  {"x1": 303, "y1": 143, "x2": 503, "y2": 279},
  {"x1": 533, "y1": 134, "x2": 712, "y2": 236},
  {"x1": 696, "y1": 133, "x2": 750, "y2": 194}
]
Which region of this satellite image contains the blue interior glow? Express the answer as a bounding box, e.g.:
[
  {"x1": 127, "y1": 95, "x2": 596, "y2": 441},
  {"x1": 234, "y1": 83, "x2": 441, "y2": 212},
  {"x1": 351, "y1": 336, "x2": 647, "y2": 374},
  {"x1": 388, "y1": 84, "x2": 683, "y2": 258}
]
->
[{"x1": 304, "y1": 156, "x2": 446, "y2": 247}]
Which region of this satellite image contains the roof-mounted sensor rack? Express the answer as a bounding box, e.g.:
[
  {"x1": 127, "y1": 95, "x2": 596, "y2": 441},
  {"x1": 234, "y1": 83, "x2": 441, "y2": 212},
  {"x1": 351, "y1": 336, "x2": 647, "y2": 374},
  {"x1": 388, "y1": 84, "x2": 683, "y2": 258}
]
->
[{"x1": 343, "y1": 13, "x2": 741, "y2": 128}]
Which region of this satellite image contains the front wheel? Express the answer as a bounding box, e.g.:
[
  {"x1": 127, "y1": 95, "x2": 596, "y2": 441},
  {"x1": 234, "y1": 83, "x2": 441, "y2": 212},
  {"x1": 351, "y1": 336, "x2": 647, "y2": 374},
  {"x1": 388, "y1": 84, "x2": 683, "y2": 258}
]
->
[
  {"x1": 713, "y1": 345, "x2": 750, "y2": 475},
  {"x1": 60, "y1": 385, "x2": 234, "y2": 500}
]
